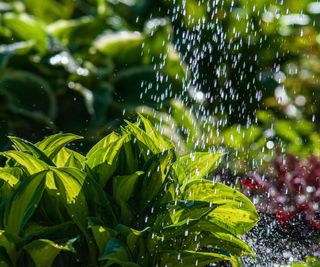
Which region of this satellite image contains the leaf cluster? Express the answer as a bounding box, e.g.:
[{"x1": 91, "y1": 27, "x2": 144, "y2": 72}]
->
[
  {"x1": 0, "y1": 116, "x2": 258, "y2": 266},
  {"x1": 0, "y1": 0, "x2": 186, "y2": 149}
]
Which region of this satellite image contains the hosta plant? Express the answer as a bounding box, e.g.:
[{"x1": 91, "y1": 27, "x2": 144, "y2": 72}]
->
[
  {"x1": 0, "y1": 115, "x2": 258, "y2": 266},
  {"x1": 241, "y1": 154, "x2": 320, "y2": 229}
]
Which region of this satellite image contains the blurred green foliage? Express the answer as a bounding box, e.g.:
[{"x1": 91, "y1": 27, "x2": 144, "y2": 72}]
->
[
  {"x1": 163, "y1": 0, "x2": 320, "y2": 125},
  {"x1": 0, "y1": 0, "x2": 186, "y2": 150},
  {"x1": 1, "y1": 0, "x2": 320, "y2": 169},
  {"x1": 292, "y1": 256, "x2": 320, "y2": 267},
  {"x1": 138, "y1": 100, "x2": 320, "y2": 174}
]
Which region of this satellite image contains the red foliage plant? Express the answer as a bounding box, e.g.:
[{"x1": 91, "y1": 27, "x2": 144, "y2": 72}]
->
[{"x1": 241, "y1": 154, "x2": 320, "y2": 229}]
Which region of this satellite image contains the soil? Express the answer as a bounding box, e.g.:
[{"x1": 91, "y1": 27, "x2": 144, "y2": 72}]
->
[{"x1": 242, "y1": 213, "x2": 320, "y2": 266}]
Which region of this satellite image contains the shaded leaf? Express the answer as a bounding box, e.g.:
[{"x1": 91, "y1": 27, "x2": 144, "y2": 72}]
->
[
  {"x1": 99, "y1": 238, "x2": 139, "y2": 267},
  {"x1": 0, "y1": 231, "x2": 15, "y2": 266},
  {"x1": 113, "y1": 171, "x2": 143, "y2": 223}
]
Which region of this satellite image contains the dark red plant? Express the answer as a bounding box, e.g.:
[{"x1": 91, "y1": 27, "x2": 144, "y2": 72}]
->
[{"x1": 241, "y1": 154, "x2": 320, "y2": 229}]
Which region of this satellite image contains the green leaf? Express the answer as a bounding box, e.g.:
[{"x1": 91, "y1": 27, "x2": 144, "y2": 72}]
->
[
  {"x1": 160, "y1": 250, "x2": 235, "y2": 267},
  {"x1": 138, "y1": 113, "x2": 173, "y2": 152},
  {"x1": 139, "y1": 150, "x2": 174, "y2": 211},
  {"x1": 99, "y1": 238, "x2": 139, "y2": 267},
  {"x1": 113, "y1": 171, "x2": 144, "y2": 223},
  {"x1": 50, "y1": 168, "x2": 88, "y2": 230},
  {"x1": 1, "y1": 151, "x2": 48, "y2": 175},
  {"x1": 150, "y1": 201, "x2": 219, "y2": 243},
  {"x1": 183, "y1": 181, "x2": 259, "y2": 235},
  {"x1": 23, "y1": 222, "x2": 74, "y2": 241},
  {"x1": 53, "y1": 147, "x2": 85, "y2": 169},
  {"x1": 275, "y1": 120, "x2": 302, "y2": 145},
  {"x1": 0, "y1": 167, "x2": 24, "y2": 178},
  {"x1": 88, "y1": 221, "x2": 116, "y2": 256},
  {"x1": 292, "y1": 256, "x2": 320, "y2": 267},
  {"x1": 94, "y1": 31, "x2": 143, "y2": 65},
  {"x1": 115, "y1": 224, "x2": 148, "y2": 254},
  {"x1": 136, "y1": 106, "x2": 184, "y2": 152},
  {"x1": 223, "y1": 125, "x2": 262, "y2": 150},
  {"x1": 125, "y1": 120, "x2": 161, "y2": 156},
  {"x1": 3, "y1": 13, "x2": 47, "y2": 54},
  {"x1": 170, "y1": 99, "x2": 201, "y2": 141},
  {"x1": 4, "y1": 171, "x2": 47, "y2": 236},
  {"x1": 81, "y1": 168, "x2": 117, "y2": 225},
  {"x1": 24, "y1": 239, "x2": 75, "y2": 267},
  {"x1": 36, "y1": 134, "x2": 83, "y2": 160},
  {"x1": 168, "y1": 201, "x2": 217, "y2": 226},
  {"x1": 25, "y1": 0, "x2": 74, "y2": 23},
  {"x1": 8, "y1": 136, "x2": 54, "y2": 166},
  {"x1": 0, "y1": 171, "x2": 19, "y2": 188},
  {"x1": 86, "y1": 132, "x2": 120, "y2": 159},
  {"x1": 86, "y1": 135, "x2": 128, "y2": 187},
  {"x1": 173, "y1": 152, "x2": 224, "y2": 185},
  {"x1": 120, "y1": 135, "x2": 138, "y2": 175},
  {"x1": 190, "y1": 221, "x2": 254, "y2": 256},
  {"x1": 0, "y1": 231, "x2": 15, "y2": 266}
]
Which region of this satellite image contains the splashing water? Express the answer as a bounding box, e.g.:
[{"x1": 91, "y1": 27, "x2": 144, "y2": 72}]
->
[{"x1": 138, "y1": 0, "x2": 320, "y2": 266}]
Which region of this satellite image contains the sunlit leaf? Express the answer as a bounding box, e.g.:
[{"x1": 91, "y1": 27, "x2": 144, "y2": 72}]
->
[
  {"x1": 183, "y1": 180, "x2": 259, "y2": 235},
  {"x1": 160, "y1": 250, "x2": 235, "y2": 267},
  {"x1": 53, "y1": 147, "x2": 85, "y2": 169},
  {"x1": 36, "y1": 134, "x2": 83, "y2": 160},
  {"x1": 86, "y1": 134, "x2": 128, "y2": 187},
  {"x1": 51, "y1": 168, "x2": 88, "y2": 230},
  {"x1": 138, "y1": 113, "x2": 173, "y2": 151},
  {"x1": 0, "y1": 170, "x2": 19, "y2": 188},
  {"x1": 173, "y1": 152, "x2": 224, "y2": 185},
  {"x1": 24, "y1": 238, "x2": 75, "y2": 267},
  {"x1": 8, "y1": 136, "x2": 53, "y2": 166},
  {"x1": 4, "y1": 171, "x2": 47, "y2": 236},
  {"x1": 1, "y1": 151, "x2": 48, "y2": 175}
]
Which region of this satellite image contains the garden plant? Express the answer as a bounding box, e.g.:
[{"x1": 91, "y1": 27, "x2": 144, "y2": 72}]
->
[
  {"x1": 1, "y1": 0, "x2": 320, "y2": 266},
  {"x1": 0, "y1": 116, "x2": 258, "y2": 266}
]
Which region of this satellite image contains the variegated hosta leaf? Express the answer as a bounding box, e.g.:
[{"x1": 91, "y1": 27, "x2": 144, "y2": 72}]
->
[
  {"x1": 36, "y1": 133, "x2": 83, "y2": 160},
  {"x1": 0, "y1": 116, "x2": 258, "y2": 267},
  {"x1": 86, "y1": 135, "x2": 128, "y2": 187},
  {"x1": 50, "y1": 168, "x2": 88, "y2": 230},
  {"x1": 173, "y1": 152, "x2": 224, "y2": 185},
  {"x1": 183, "y1": 180, "x2": 259, "y2": 235},
  {"x1": 4, "y1": 171, "x2": 47, "y2": 236},
  {"x1": 8, "y1": 136, "x2": 54, "y2": 166},
  {"x1": 1, "y1": 151, "x2": 48, "y2": 175}
]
